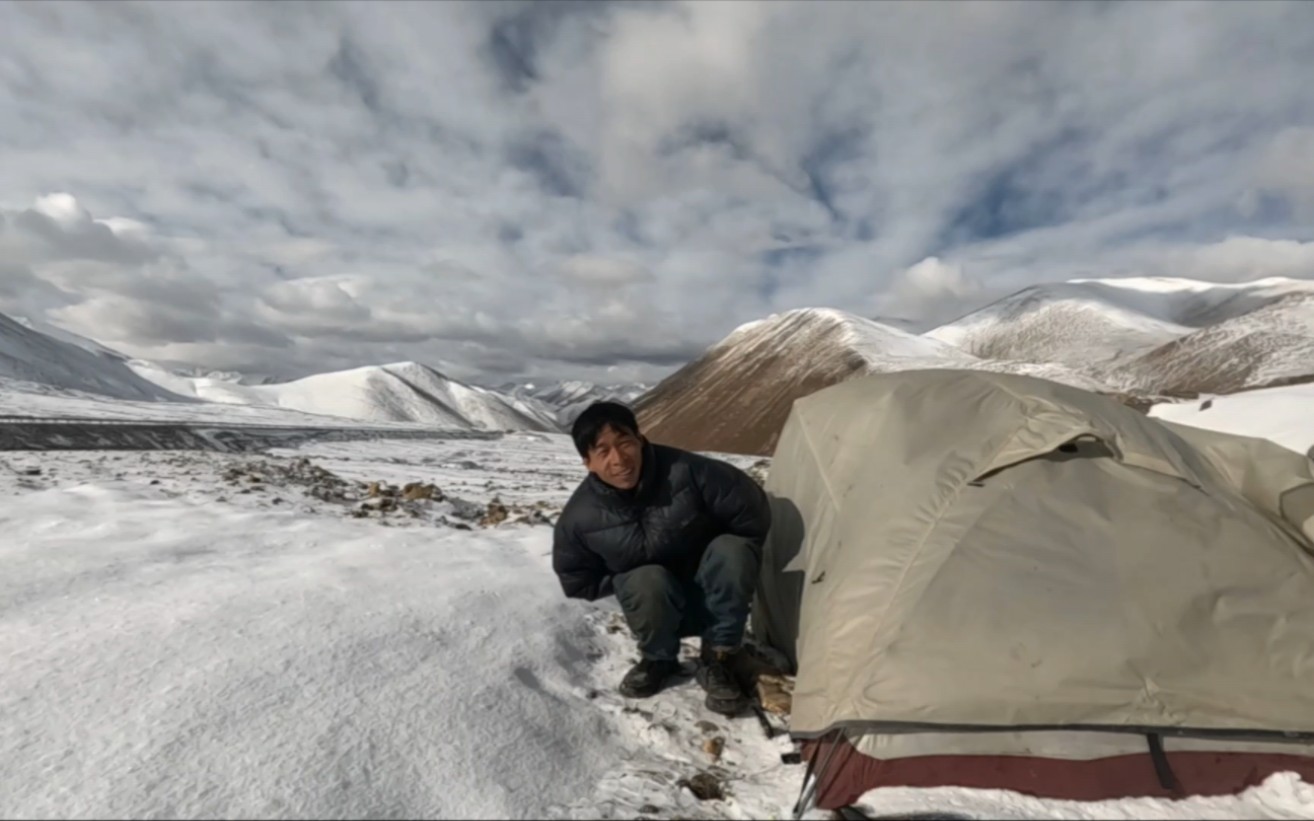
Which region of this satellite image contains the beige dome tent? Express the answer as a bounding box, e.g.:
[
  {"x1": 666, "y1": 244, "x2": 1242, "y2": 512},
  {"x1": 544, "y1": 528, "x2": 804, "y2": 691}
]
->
[{"x1": 752, "y1": 369, "x2": 1314, "y2": 813}]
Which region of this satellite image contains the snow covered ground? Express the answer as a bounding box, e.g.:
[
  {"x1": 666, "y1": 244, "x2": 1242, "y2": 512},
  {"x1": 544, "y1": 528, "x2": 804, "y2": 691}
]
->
[
  {"x1": 3, "y1": 430, "x2": 1313, "y2": 819},
  {"x1": 0, "y1": 433, "x2": 799, "y2": 820},
  {"x1": 1150, "y1": 383, "x2": 1314, "y2": 457}
]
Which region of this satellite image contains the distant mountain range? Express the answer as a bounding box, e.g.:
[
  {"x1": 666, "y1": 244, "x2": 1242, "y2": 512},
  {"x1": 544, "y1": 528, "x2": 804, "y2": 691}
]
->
[
  {"x1": 3, "y1": 275, "x2": 1312, "y2": 446},
  {"x1": 495, "y1": 380, "x2": 651, "y2": 427},
  {"x1": 636, "y1": 276, "x2": 1314, "y2": 455}
]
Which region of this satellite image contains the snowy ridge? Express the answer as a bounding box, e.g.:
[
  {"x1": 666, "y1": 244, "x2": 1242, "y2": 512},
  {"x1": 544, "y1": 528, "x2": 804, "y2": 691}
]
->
[
  {"x1": 926, "y1": 283, "x2": 1195, "y2": 366},
  {"x1": 1049, "y1": 275, "x2": 1314, "y2": 323},
  {"x1": 712, "y1": 307, "x2": 976, "y2": 372},
  {"x1": 1105, "y1": 293, "x2": 1314, "y2": 395},
  {"x1": 636, "y1": 308, "x2": 1111, "y2": 456},
  {"x1": 129, "y1": 360, "x2": 559, "y2": 432},
  {"x1": 927, "y1": 276, "x2": 1314, "y2": 396},
  {"x1": 0, "y1": 313, "x2": 183, "y2": 402},
  {"x1": 11, "y1": 315, "x2": 130, "y2": 361},
  {"x1": 498, "y1": 380, "x2": 652, "y2": 426}
]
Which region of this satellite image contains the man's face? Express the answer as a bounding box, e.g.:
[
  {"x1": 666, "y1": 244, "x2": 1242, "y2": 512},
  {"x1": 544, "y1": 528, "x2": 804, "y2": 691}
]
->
[{"x1": 584, "y1": 423, "x2": 644, "y2": 490}]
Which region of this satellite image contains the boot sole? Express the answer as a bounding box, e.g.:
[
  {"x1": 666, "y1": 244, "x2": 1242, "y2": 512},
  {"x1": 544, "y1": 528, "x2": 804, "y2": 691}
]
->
[{"x1": 705, "y1": 692, "x2": 749, "y2": 716}]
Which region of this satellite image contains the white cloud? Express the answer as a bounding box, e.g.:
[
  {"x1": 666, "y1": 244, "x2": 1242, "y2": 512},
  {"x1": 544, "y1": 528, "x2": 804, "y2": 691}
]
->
[
  {"x1": 1, "y1": 1, "x2": 1313, "y2": 382},
  {"x1": 556, "y1": 254, "x2": 652, "y2": 287}
]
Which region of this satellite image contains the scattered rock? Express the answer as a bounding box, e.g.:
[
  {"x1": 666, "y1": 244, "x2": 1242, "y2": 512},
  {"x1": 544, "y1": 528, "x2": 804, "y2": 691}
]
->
[
  {"x1": 21, "y1": 467, "x2": 41, "y2": 476},
  {"x1": 702, "y1": 736, "x2": 725, "y2": 762},
  {"x1": 745, "y1": 458, "x2": 771, "y2": 487},
  {"x1": 481, "y1": 497, "x2": 509, "y2": 526},
  {"x1": 678, "y1": 772, "x2": 724, "y2": 801},
  {"x1": 447, "y1": 497, "x2": 485, "y2": 521},
  {"x1": 402, "y1": 482, "x2": 442, "y2": 502}
]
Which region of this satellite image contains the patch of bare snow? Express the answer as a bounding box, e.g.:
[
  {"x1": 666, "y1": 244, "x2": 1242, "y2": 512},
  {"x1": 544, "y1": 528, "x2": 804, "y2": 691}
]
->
[{"x1": 1149, "y1": 383, "x2": 1314, "y2": 456}]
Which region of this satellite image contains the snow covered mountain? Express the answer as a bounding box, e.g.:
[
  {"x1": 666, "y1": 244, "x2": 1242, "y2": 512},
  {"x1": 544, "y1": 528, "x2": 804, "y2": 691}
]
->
[
  {"x1": 0, "y1": 312, "x2": 183, "y2": 402},
  {"x1": 1107, "y1": 293, "x2": 1314, "y2": 396},
  {"x1": 927, "y1": 282, "x2": 1193, "y2": 366},
  {"x1": 928, "y1": 276, "x2": 1314, "y2": 368},
  {"x1": 157, "y1": 365, "x2": 280, "y2": 386},
  {"x1": 130, "y1": 360, "x2": 559, "y2": 432},
  {"x1": 926, "y1": 276, "x2": 1314, "y2": 399},
  {"x1": 634, "y1": 307, "x2": 1111, "y2": 455},
  {"x1": 496, "y1": 379, "x2": 651, "y2": 427}
]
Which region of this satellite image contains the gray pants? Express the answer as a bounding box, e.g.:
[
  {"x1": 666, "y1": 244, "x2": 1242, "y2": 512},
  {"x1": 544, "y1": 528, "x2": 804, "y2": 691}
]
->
[{"x1": 612, "y1": 534, "x2": 761, "y2": 661}]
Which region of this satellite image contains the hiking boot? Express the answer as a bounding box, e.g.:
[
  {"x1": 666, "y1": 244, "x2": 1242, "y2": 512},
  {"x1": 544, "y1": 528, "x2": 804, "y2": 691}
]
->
[
  {"x1": 618, "y1": 658, "x2": 681, "y2": 699},
  {"x1": 696, "y1": 647, "x2": 749, "y2": 715}
]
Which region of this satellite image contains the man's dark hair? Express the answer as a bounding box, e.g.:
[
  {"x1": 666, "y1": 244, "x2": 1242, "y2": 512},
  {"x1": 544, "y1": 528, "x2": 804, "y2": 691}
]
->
[{"x1": 571, "y1": 401, "x2": 641, "y2": 458}]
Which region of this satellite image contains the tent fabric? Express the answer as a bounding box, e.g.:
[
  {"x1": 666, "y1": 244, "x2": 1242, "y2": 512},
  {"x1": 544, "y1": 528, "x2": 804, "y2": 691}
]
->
[
  {"x1": 801, "y1": 733, "x2": 1314, "y2": 807},
  {"x1": 752, "y1": 369, "x2": 1314, "y2": 745}
]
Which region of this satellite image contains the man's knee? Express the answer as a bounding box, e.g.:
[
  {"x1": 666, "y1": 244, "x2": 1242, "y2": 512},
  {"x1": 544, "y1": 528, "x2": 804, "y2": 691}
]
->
[
  {"x1": 697, "y1": 534, "x2": 761, "y2": 586},
  {"x1": 614, "y1": 564, "x2": 682, "y2": 610}
]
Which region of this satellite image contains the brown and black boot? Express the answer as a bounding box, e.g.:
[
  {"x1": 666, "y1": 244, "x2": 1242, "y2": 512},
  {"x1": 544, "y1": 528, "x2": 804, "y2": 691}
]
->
[{"x1": 696, "y1": 646, "x2": 749, "y2": 715}]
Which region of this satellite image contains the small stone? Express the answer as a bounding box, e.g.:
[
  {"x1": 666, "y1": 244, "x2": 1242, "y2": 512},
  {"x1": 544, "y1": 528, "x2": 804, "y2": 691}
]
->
[
  {"x1": 402, "y1": 482, "x2": 441, "y2": 502},
  {"x1": 678, "y1": 772, "x2": 723, "y2": 801},
  {"x1": 702, "y1": 736, "x2": 725, "y2": 762},
  {"x1": 638, "y1": 805, "x2": 660, "y2": 815},
  {"x1": 481, "y1": 497, "x2": 509, "y2": 527},
  {"x1": 22, "y1": 467, "x2": 41, "y2": 476},
  {"x1": 695, "y1": 720, "x2": 720, "y2": 735},
  {"x1": 149, "y1": 479, "x2": 161, "y2": 485}
]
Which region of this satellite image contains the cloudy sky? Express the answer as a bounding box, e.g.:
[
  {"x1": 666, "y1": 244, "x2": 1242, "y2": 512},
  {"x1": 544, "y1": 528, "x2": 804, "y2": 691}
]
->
[{"x1": 3, "y1": 1, "x2": 1314, "y2": 385}]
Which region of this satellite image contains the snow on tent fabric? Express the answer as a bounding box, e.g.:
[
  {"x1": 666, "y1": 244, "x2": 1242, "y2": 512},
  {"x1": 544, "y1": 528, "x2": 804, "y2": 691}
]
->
[{"x1": 750, "y1": 369, "x2": 1314, "y2": 811}]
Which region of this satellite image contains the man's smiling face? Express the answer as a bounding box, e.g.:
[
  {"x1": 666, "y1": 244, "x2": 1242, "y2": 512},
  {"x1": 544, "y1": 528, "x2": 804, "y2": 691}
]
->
[{"x1": 584, "y1": 423, "x2": 644, "y2": 490}]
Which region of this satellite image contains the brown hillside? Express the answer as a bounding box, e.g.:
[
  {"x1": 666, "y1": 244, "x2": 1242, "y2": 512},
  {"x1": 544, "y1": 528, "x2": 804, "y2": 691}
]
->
[{"x1": 633, "y1": 309, "x2": 977, "y2": 456}]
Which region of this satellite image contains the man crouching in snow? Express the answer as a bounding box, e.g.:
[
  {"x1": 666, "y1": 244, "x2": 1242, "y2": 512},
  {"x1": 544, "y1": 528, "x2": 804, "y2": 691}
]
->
[{"x1": 552, "y1": 401, "x2": 772, "y2": 715}]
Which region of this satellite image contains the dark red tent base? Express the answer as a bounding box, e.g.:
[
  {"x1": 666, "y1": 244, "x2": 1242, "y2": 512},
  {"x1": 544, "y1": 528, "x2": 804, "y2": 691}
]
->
[{"x1": 803, "y1": 735, "x2": 1314, "y2": 810}]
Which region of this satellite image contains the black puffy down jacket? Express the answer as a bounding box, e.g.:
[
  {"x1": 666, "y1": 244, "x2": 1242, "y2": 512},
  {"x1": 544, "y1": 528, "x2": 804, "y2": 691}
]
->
[{"x1": 552, "y1": 440, "x2": 772, "y2": 601}]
